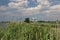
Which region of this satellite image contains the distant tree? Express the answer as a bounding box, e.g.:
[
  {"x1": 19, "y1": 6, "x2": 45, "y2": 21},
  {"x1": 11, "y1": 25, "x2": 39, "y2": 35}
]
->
[{"x1": 24, "y1": 18, "x2": 30, "y2": 23}]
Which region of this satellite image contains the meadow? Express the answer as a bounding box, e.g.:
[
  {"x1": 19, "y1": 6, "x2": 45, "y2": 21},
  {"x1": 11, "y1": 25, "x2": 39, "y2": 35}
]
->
[{"x1": 0, "y1": 22, "x2": 60, "y2": 40}]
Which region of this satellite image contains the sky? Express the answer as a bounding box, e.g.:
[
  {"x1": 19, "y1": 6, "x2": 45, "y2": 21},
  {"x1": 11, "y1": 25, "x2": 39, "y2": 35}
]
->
[{"x1": 0, "y1": 0, "x2": 60, "y2": 21}]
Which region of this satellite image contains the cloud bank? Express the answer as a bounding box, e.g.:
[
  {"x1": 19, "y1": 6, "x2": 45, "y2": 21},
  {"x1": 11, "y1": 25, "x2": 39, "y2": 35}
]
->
[{"x1": 0, "y1": 0, "x2": 60, "y2": 21}]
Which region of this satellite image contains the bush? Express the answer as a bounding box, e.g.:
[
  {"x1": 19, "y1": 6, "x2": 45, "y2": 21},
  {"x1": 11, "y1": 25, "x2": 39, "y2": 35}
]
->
[{"x1": 24, "y1": 18, "x2": 30, "y2": 23}]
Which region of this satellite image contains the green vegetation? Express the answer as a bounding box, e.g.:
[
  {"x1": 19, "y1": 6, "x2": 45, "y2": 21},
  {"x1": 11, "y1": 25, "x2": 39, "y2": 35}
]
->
[
  {"x1": 24, "y1": 18, "x2": 30, "y2": 23},
  {"x1": 0, "y1": 22, "x2": 59, "y2": 40}
]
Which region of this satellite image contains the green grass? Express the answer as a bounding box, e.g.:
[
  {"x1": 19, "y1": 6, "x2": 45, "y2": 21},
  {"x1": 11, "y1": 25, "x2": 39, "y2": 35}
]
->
[{"x1": 0, "y1": 22, "x2": 59, "y2": 40}]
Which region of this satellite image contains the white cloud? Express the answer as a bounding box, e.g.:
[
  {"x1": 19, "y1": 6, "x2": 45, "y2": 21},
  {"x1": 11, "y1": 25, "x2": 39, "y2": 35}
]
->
[
  {"x1": 44, "y1": 4, "x2": 60, "y2": 20},
  {"x1": 22, "y1": 4, "x2": 42, "y2": 16},
  {"x1": 1, "y1": 0, "x2": 60, "y2": 21},
  {"x1": 8, "y1": 0, "x2": 51, "y2": 16},
  {"x1": 0, "y1": 6, "x2": 8, "y2": 11},
  {"x1": 50, "y1": 4, "x2": 60, "y2": 10},
  {"x1": 45, "y1": 4, "x2": 60, "y2": 13},
  {"x1": 37, "y1": 0, "x2": 50, "y2": 6},
  {"x1": 8, "y1": 0, "x2": 50, "y2": 8},
  {"x1": 8, "y1": 0, "x2": 28, "y2": 8}
]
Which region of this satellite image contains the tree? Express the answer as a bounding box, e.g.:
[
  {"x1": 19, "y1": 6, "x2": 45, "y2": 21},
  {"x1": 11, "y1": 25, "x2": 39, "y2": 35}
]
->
[{"x1": 24, "y1": 18, "x2": 30, "y2": 23}]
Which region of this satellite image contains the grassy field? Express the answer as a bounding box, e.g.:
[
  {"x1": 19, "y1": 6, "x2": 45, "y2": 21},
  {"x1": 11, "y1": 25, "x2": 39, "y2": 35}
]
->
[{"x1": 0, "y1": 22, "x2": 60, "y2": 40}]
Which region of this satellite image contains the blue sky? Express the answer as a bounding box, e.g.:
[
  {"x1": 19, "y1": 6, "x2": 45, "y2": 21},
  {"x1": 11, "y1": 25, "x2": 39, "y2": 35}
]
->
[
  {"x1": 0, "y1": 0, "x2": 60, "y2": 6},
  {"x1": 0, "y1": 0, "x2": 60, "y2": 21},
  {"x1": 0, "y1": 0, "x2": 9, "y2": 6}
]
